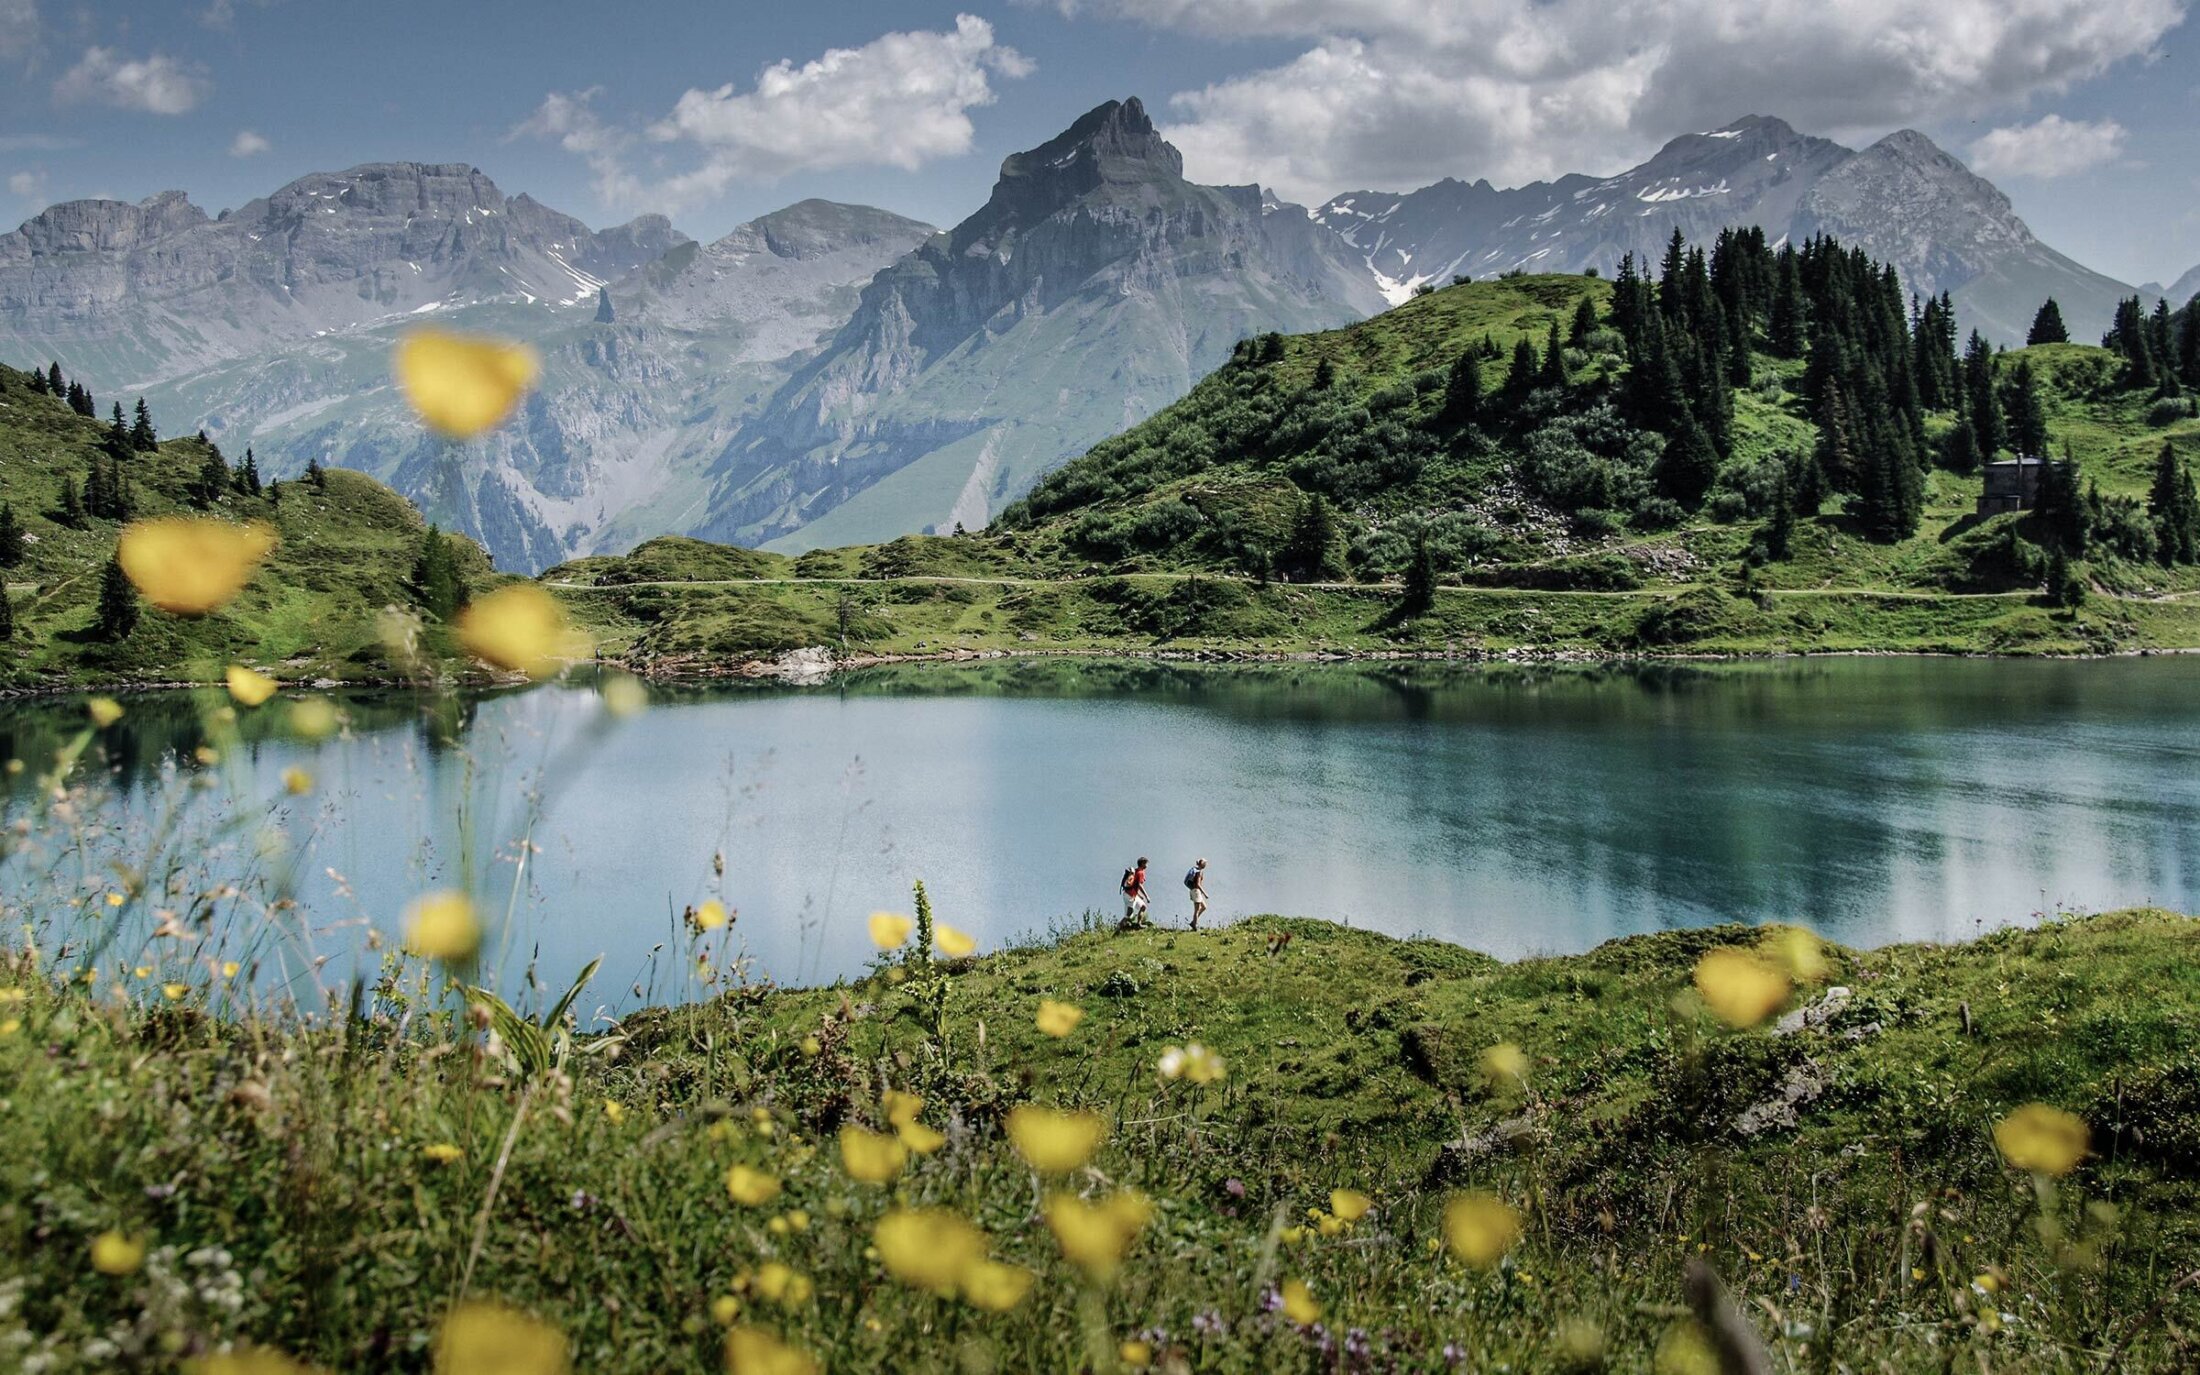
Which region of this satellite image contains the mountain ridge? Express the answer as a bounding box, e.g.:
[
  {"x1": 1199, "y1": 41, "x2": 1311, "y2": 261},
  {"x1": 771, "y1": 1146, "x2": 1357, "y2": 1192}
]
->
[{"x1": 1314, "y1": 117, "x2": 2141, "y2": 345}]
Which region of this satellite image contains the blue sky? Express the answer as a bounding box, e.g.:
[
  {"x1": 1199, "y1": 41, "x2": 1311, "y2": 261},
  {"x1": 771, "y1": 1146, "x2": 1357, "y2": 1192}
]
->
[{"x1": 4, "y1": 0, "x2": 2197, "y2": 288}]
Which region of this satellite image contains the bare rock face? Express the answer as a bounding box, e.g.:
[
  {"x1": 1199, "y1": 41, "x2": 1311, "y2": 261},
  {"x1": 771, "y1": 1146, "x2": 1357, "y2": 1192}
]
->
[
  {"x1": 1315, "y1": 116, "x2": 2142, "y2": 344},
  {"x1": 702, "y1": 97, "x2": 1387, "y2": 551}
]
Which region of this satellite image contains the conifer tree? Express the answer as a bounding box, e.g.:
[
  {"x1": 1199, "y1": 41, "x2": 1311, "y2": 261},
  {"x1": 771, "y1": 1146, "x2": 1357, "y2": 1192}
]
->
[
  {"x1": 0, "y1": 503, "x2": 22, "y2": 568},
  {"x1": 1768, "y1": 251, "x2": 1806, "y2": 358},
  {"x1": 1312, "y1": 356, "x2": 1335, "y2": 390},
  {"x1": 2002, "y1": 359, "x2": 2050, "y2": 458},
  {"x1": 1284, "y1": 492, "x2": 1340, "y2": 581},
  {"x1": 105, "y1": 402, "x2": 130, "y2": 454},
  {"x1": 1940, "y1": 417, "x2": 1980, "y2": 473},
  {"x1": 1438, "y1": 351, "x2": 1480, "y2": 430},
  {"x1": 46, "y1": 362, "x2": 63, "y2": 395},
  {"x1": 1964, "y1": 332, "x2": 2003, "y2": 458},
  {"x1": 1538, "y1": 318, "x2": 1568, "y2": 390},
  {"x1": 240, "y1": 447, "x2": 263, "y2": 496},
  {"x1": 411, "y1": 525, "x2": 465, "y2": 621},
  {"x1": 26, "y1": 366, "x2": 47, "y2": 395},
  {"x1": 2033, "y1": 452, "x2": 2087, "y2": 554},
  {"x1": 306, "y1": 454, "x2": 326, "y2": 490},
  {"x1": 1568, "y1": 293, "x2": 1599, "y2": 348},
  {"x1": 58, "y1": 476, "x2": 85, "y2": 528},
  {"x1": 1501, "y1": 336, "x2": 1540, "y2": 408},
  {"x1": 195, "y1": 444, "x2": 231, "y2": 508},
  {"x1": 0, "y1": 583, "x2": 14, "y2": 642},
  {"x1": 2148, "y1": 441, "x2": 2200, "y2": 565},
  {"x1": 1653, "y1": 417, "x2": 1719, "y2": 509},
  {"x1": 2026, "y1": 299, "x2": 2069, "y2": 346},
  {"x1": 1399, "y1": 530, "x2": 1437, "y2": 616},
  {"x1": 129, "y1": 397, "x2": 157, "y2": 451},
  {"x1": 95, "y1": 555, "x2": 138, "y2": 641}
]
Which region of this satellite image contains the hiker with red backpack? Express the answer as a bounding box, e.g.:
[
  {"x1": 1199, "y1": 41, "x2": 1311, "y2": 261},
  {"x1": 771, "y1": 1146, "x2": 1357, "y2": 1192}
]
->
[{"x1": 1120, "y1": 857, "x2": 1150, "y2": 926}]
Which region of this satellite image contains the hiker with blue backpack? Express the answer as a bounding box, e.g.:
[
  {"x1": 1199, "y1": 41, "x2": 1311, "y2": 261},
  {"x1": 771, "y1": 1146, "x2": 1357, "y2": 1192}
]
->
[{"x1": 1185, "y1": 858, "x2": 1210, "y2": 930}]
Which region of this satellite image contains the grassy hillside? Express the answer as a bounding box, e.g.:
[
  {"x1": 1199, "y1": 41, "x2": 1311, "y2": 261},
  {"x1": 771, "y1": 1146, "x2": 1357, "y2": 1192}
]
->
[
  {"x1": 547, "y1": 273, "x2": 2200, "y2": 667},
  {"x1": 0, "y1": 363, "x2": 495, "y2": 688},
  {"x1": 7, "y1": 906, "x2": 2197, "y2": 1371}
]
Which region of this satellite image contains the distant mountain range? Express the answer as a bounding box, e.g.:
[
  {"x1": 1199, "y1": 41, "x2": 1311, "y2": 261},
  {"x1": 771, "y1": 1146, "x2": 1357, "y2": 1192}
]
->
[
  {"x1": 0, "y1": 104, "x2": 2171, "y2": 569},
  {"x1": 1315, "y1": 115, "x2": 2143, "y2": 346}
]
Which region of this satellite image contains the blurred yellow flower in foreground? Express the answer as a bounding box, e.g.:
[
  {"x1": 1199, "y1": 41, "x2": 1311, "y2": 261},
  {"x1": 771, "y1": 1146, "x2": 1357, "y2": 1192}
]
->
[
  {"x1": 722, "y1": 1325, "x2": 817, "y2": 1375},
  {"x1": 422, "y1": 1144, "x2": 464, "y2": 1165},
  {"x1": 1768, "y1": 926, "x2": 1830, "y2": 982},
  {"x1": 162, "y1": 983, "x2": 187, "y2": 1002},
  {"x1": 1158, "y1": 1042, "x2": 1226, "y2": 1084},
  {"x1": 873, "y1": 1207, "x2": 986, "y2": 1295},
  {"x1": 1329, "y1": 1188, "x2": 1373, "y2": 1222},
  {"x1": 1006, "y1": 1105, "x2": 1107, "y2": 1174},
  {"x1": 282, "y1": 768, "x2": 314, "y2": 796},
  {"x1": 1443, "y1": 1192, "x2": 1523, "y2": 1270},
  {"x1": 289, "y1": 697, "x2": 340, "y2": 740},
  {"x1": 694, "y1": 900, "x2": 729, "y2": 931},
  {"x1": 225, "y1": 665, "x2": 279, "y2": 707},
  {"x1": 87, "y1": 696, "x2": 124, "y2": 727},
  {"x1": 959, "y1": 1258, "x2": 1034, "y2": 1311},
  {"x1": 934, "y1": 923, "x2": 977, "y2": 958},
  {"x1": 896, "y1": 1118, "x2": 946, "y2": 1155},
  {"x1": 881, "y1": 1088, "x2": 923, "y2": 1126},
  {"x1": 868, "y1": 912, "x2": 913, "y2": 949},
  {"x1": 1479, "y1": 1041, "x2": 1529, "y2": 1091},
  {"x1": 459, "y1": 584, "x2": 585, "y2": 679},
  {"x1": 1994, "y1": 1103, "x2": 2089, "y2": 1176},
  {"x1": 1119, "y1": 1341, "x2": 1153, "y2": 1368},
  {"x1": 601, "y1": 674, "x2": 649, "y2": 718},
  {"x1": 90, "y1": 1229, "x2": 145, "y2": 1275},
  {"x1": 184, "y1": 1346, "x2": 322, "y2": 1375},
  {"x1": 1044, "y1": 1189, "x2": 1152, "y2": 1280},
  {"x1": 725, "y1": 1165, "x2": 782, "y2": 1206},
  {"x1": 117, "y1": 518, "x2": 277, "y2": 616},
  {"x1": 1036, "y1": 997, "x2": 1084, "y2": 1037},
  {"x1": 396, "y1": 328, "x2": 540, "y2": 439},
  {"x1": 432, "y1": 1300, "x2": 568, "y2": 1375},
  {"x1": 1654, "y1": 1321, "x2": 1719, "y2": 1375},
  {"x1": 1281, "y1": 1277, "x2": 1321, "y2": 1324},
  {"x1": 403, "y1": 891, "x2": 480, "y2": 961},
  {"x1": 1692, "y1": 948, "x2": 1790, "y2": 1029},
  {"x1": 838, "y1": 1125, "x2": 907, "y2": 1184}
]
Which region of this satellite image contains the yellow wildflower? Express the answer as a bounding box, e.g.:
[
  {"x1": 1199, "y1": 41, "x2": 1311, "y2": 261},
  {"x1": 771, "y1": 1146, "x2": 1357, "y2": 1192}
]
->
[
  {"x1": 225, "y1": 665, "x2": 279, "y2": 707},
  {"x1": 1006, "y1": 1105, "x2": 1107, "y2": 1174},
  {"x1": 1768, "y1": 925, "x2": 1830, "y2": 982},
  {"x1": 1036, "y1": 998, "x2": 1085, "y2": 1037},
  {"x1": 403, "y1": 891, "x2": 480, "y2": 960},
  {"x1": 1994, "y1": 1103, "x2": 2089, "y2": 1176},
  {"x1": 422, "y1": 1143, "x2": 464, "y2": 1165},
  {"x1": 183, "y1": 1346, "x2": 322, "y2": 1375},
  {"x1": 1118, "y1": 1341, "x2": 1153, "y2": 1369},
  {"x1": 458, "y1": 584, "x2": 584, "y2": 679},
  {"x1": 1443, "y1": 1192, "x2": 1523, "y2": 1270},
  {"x1": 1330, "y1": 1188, "x2": 1373, "y2": 1222},
  {"x1": 1478, "y1": 1041, "x2": 1529, "y2": 1090},
  {"x1": 838, "y1": 1125, "x2": 907, "y2": 1184},
  {"x1": 90, "y1": 1229, "x2": 145, "y2": 1275},
  {"x1": 722, "y1": 1326, "x2": 818, "y2": 1375},
  {"x1": 117, "y1": 518, "x2": 276, "y2": 615},
  {"x1": 725, "y1": 1165, "x2": 782, "y2": 1206},
  {"x1": 603, "y1": 1101, "x2": 626, "y2": 1126},
  {"x1": 694, "y1": 900, "x2": 729, "y2": 931},
  {"x1": 1281, "y1": 1278, "x2": 1321, "y2": 1324},
  {"x1": 882, "y1": 1088, "x2": 924, "y2": 1126},
  {"x1": 934, "y1": 923, "x2": 977, "y2": 958},
  {"x1": 868, "y1": 912, "x2": 913, "y2": 949},
  {"x1": 289, "y1": 697, "x2": 339, "y2": 739},
  {"x1": 87, "y1": 696, "x2": 124, "y2": 727},
  {"x1": 432, "y1": 1301, "x2": 568, "y2": 1375},
  {"x1": 1044, "y1": 1189, "x2": 1152, "y2": 1280},
  {"x1": 896, "y1": 1119, "x2": 947, "y2": 1155},
  {"x1": 395, "y1": 328, "x2": 540, "y2": 439},
  {"x1": 1157, "y1": 1042, "x2": 1226, "y2": 1083},
  {"x1": 282, "y1": 767, "x2": 313, "y2": 796},
  {"x1": 1692, "y1": 948, "x2": 1790, "y2": 1029},
  {"x1": 960, "y1": 1259, "x2": 1034, "y2": 1312},
  {"x1": 873, "y1": 1207, "x2": 987, "y2": 1295},
  {"x1": 161, "y1": 983, "x2": 187, "y2": 1002}
]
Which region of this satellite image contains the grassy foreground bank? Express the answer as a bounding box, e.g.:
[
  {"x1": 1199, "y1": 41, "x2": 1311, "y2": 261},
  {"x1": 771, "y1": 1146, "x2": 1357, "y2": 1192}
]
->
[{"x1": 5, "y1": 908, "x2": 2198, "y2": 1372}]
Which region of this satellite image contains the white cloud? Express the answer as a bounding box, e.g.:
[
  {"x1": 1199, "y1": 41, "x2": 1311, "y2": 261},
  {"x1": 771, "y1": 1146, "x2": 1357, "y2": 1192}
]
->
[
  {"x1": 54, "y1": 46, "x2": 212, "y2": 116},
  {"x1": 1068, "y1": 0, "x2": 2184, "y2": 202},
  {"x1": 8, "y1": 169, "x2": 46, "y2": 212},
  {"x1": 0, "y1": 0, "x2": 37, "y2": 59},
  {"x1": 228, "y1": 129, "x2": 272, "y2": 158},
  {"x1": 519, "y1": 13, "x2": 1029, "y2": 213},
  {"x1": 1968, "y1": 114, "x2": 2127, "y2": 179}
]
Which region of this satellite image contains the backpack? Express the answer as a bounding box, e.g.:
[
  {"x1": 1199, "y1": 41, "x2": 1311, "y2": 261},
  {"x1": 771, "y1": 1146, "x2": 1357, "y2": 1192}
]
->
[
  {"x1": 1121, "y1": 868, "x2": 1138, "y2": 895},
  {"x1": 1184, "y1": 868, "x2": 1201, "y2": 890}
]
